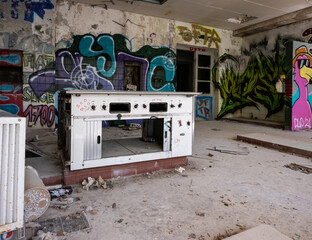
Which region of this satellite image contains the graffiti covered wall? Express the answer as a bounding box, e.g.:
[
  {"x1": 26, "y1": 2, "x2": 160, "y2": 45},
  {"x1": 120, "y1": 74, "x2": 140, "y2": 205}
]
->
[
  {"x1": 290, "y1": 41, "x2": 312, "y2": 131},
  {"x1": 211, "y1": 18, "x2": 312, "y2": 124},
  {"x1": 1, "y1": 0, "x2": 241, "y2": 128},
  {"x1": 29, "y1": 33, "x2": 176, "y2": 98},
  {"x1": 0, "y1": 0, "x2": 56, "y2": 127}
]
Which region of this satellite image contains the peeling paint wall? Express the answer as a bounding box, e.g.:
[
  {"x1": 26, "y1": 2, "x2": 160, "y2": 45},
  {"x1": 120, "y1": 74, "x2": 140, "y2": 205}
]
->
[
  {"x1": 1, "y1": 0, "x2": 242, "y2": 128},
  {"x1": 0, "y1": 0, "x2": 56, "y2": 127}
]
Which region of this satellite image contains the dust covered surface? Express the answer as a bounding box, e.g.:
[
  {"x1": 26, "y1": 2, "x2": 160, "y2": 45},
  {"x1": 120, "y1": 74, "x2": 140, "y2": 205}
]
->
[{"x1": 33, "y1": 121, "x2": 312, "y2": 240}]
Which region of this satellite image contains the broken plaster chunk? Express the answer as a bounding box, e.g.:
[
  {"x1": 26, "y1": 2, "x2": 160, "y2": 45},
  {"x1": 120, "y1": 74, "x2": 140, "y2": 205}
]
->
[
  {"x1": 195, "y1": 211, "x2": 205, "y2": 217},
  {"x1": 175, "y1": 166, "x2": 185, "y2": 174},
  {"x1": 82, "y1": 177, "x2": 95, "y2": 191},
  {"x1": 86, "y1": 206, "x2": 93, "y2": 212}
]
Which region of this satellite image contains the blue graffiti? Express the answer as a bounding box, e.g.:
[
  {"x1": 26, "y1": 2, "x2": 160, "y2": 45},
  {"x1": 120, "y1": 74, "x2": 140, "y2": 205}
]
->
[
  {"x1": 29, "y1": 34, "x2": 176, "y2": 97},
  {"x1": 0, "y1": 104, "x2": 19, "y2": 115},
  {"x1": 0, "y1": 84, "x2": 14, "y2": 92},
  {"x1": 196, "y1": 96, "x2": 213, "y2": 120},
  {"x1": 147, "y1": 56, "x2": 175, "y2": 92},
  {"x1": 24, "y1": 0, "x2": 54, "y2": 22},
  {"x1": 3, "y1": 0, "x2": 54, "y2": 22},
  {"x1": 11, "y1": 0, "x2": 19, "y2": 19},
  {"x1": 0, "y1": 54, "x2": 21, "y2": 65},
  {"x1": 0, "y1": 95, "x2": 10, "y2": 101},
  {"x1": 79, "y1": 35, "x2": 116, "y2": 77}
]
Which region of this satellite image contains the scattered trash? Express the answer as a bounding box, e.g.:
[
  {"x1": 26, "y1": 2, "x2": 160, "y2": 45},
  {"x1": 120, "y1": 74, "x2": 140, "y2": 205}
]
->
[
  {"x1": 198, "y1": 235, "x2": 205, "y2": 240},
  {"x1": 32, "y1": 230, "x2": 54, "y2": 240},
  {"x1": 47, "y1": 196, "x2": 75, "y2": 210},
  {"x1": 175, "y1": 166, "x2": 185, "y2": 174},
  {"x1": 207, "y1": 146, "x2": 249, "y2": 155},
  {"x1": 285, "y1": 163, "x2": 312, "y2": 174},
  {"x1": 123, "y1": 123, "x2": 142, "y2": 131},
  {"x1": 85, "y1": 206, "x2": 93, "y2": 212},
  {"x1": 39, "y1": 212, "x2": 89, "y2": 234},
  {"x1": 116, "y1": 218, "x2": 124, "y2": 223},
  {"x1": 195, "y1": 211, "x2": 205, "y2": 217},
  {"x1": 141, "y1": 137, "x2": 156, "y2": 142},
  {"x1": 207, "y1": 153, "x2": 214, "y2": 157},
  {"x1": 82, "y1": 176, "x2": 113, "y2": 190},
  {"x1": 49, "y1": 186, "x2": 73, "y2": 200},
  {"x1": 143, "y1": 172, "x2": 152, "y2": 178}
]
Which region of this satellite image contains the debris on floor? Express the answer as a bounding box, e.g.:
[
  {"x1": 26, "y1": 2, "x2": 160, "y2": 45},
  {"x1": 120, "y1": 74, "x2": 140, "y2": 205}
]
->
[
  {"x1": 284, "y1": 163, "x2": 312, "y2": 174},
  {"x1": 82, "y1": 176, "x2": 113, "y2": 190},
  {"x1": 123, "y1": 123, "x2": 142, "y2": 131},
  {"x1": 32, "y1": 230, "x2": 55, "y2": 240},
  {"x1": 175, "y1": 166, "x2": 185, "y2": 174},
  {"x1": 212, "y1": 229, "x2": 242, "y2": 240},
  {"x1": 49, "y1": 196, "x2": 75, "y2": 209},
  {"x1": 206, "y1": 146, "x2": 249, "y2": 155},
  {"x1": 49, "y1": 186, "x2": 73, "y2": 199},
  {"x1": 39, "y1": 212, "x2": 89, "y2": 234},
  {"x1": 195, "y1": 211, "x2": 205, "y2": 217}
]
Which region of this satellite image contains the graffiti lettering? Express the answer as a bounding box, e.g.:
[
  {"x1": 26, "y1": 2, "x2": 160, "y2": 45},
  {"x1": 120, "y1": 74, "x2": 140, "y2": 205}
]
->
[
  {"x1": 23, "y1": 104, "x2": 55, "y2": 127},
  {"x1": 292, "y1": 45, "x2": 312, "y2": 131},
  {"x1": 196, "y1": 96, "x2": 213, "y2": 120},
  {"x1": 175, "y1": 24, "x2": 221, "y2": 49},
  {"x1": 294, "y1": 117, "x2": 311, "y2": 130},
  {"x1": 29, "y1": 34, "x2": 176, "y2": 97},
  {"x1": 23, "y1": 86, "x2": 54, "y2": 104},
  {"x1": 23, "y1": 53, "x2": 54, "y2": 70},
  {"x1": 212, "y1": 38, "x2": 286, "y2": 120},
  {"x1": 189, "y1": 47, "x2": 206, "y2": 52},
  {"x1": 2, "y1": 0, "x2": 54, "y2": 22}
]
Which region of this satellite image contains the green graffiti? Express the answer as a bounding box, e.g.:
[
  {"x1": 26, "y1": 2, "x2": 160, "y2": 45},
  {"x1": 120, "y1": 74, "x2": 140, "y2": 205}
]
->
[{"x1": 212, "y1": 38, "x2": 291, "y2": 119}]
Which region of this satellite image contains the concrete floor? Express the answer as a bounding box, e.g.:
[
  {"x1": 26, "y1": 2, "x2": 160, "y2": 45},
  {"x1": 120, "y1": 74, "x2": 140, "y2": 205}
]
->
[{"x1": 27, "y1": 120, "x2": 312, "y2": 239}]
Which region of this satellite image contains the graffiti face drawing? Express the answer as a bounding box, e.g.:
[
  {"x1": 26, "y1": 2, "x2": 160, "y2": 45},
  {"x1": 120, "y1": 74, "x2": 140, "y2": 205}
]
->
[{"x1": 292, "y1": 46, "x2": 312, "y2": 130}]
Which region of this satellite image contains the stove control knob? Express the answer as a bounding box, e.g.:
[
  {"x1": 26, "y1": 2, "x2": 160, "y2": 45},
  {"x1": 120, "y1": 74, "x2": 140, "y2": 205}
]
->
[
  {"x1": 102, "y1": 105, "x2": 106, "y2": 110},
  {"x1": 178, "y1": 103, "x2": 182, "y2": 108},
  {"x1": 91, "y1": 105, "x2": 96, "y2": 111},
  {"x1": 143, "y1": 104, "x2": 147, "y2": 108},
  {"x1": 170, "y1": 104, "x2": 175, "y2": 108},
  {"x1": 134, "y1": 104, "x2": 138, "y2": 109}
]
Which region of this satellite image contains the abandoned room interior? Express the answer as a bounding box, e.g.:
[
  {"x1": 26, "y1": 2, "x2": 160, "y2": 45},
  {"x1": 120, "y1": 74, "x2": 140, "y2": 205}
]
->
[{"x1": 0, "y1": 0, "x2": 312, "y2": 239}]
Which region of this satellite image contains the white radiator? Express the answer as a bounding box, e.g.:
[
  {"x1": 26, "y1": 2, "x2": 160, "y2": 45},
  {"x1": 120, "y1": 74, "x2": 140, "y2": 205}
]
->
[{"x1": 0, "y1": 110, "x2": 25, "y2": 234}]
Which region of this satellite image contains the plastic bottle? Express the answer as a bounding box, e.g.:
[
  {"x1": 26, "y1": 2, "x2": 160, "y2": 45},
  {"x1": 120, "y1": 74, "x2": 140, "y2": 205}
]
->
[{"x1": 49, "y1": 186, "x2": 73, "y2": 199}]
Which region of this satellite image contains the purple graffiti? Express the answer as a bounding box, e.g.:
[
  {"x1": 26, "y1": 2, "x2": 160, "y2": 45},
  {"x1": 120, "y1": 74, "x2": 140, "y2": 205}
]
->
[
  {"x1": 23, "y1": 104, "x2": 55, "y2": 127},
  {"x1": 29, "y1": 50, "x2": 114, "y2": 97},
  {"x1": 292, "y1": 46, "x2": 312, "y2": 130}
]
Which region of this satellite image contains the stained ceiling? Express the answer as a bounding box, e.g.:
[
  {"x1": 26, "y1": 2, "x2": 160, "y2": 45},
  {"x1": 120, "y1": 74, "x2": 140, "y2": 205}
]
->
[{"x1": 73, "y1": 0, "x2": 312, "y2": 36}]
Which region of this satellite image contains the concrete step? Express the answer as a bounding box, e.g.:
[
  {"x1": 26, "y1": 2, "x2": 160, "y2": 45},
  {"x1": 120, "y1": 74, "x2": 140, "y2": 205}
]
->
[
  {"x1": 237, "y1": 133, "x2": 312, "y2": 158},
  {"x1": 224, "y1": 225, "x2": 292, "y2": 240}
]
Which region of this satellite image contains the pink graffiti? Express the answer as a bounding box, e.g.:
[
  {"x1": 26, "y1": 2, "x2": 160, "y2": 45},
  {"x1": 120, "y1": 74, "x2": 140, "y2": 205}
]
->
[
  {"x1": 292, "y1": 46, "x2": 312, "y2": 130},
  {"x1": 23, "y1": 105, "x2": 55, "y2": 127},
  {"x1": 197, "y1": 99, "x2": 210, "y2": 119}
]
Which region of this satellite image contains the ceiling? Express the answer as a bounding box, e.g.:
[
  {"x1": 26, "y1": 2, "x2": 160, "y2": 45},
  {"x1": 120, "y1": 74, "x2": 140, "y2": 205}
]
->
[{"x1": 74, "y1": 0, "x2": 312, "y2": 36}]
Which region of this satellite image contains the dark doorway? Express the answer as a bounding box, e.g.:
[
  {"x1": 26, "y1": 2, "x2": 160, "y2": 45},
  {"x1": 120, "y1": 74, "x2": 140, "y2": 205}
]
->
[
  {"x1": 176, "y1": 50, "x2": 194, "y2": 92},
  {"x1": 124, "y1": 62, "x2": 142, "y2": 91}
]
